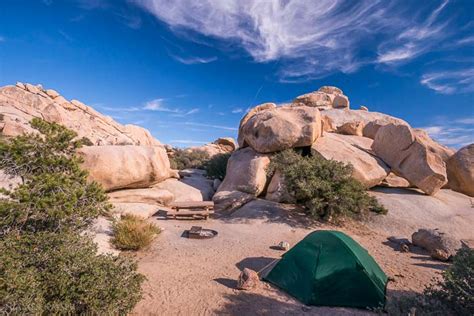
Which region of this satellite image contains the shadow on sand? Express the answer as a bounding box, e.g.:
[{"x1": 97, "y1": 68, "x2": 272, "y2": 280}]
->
[
  {"x1": 217, "y1": 199, "x2": 323, "y2": 229},
  {"x1": 371, "y1": 186, "x2": 426, "y2": 196}
]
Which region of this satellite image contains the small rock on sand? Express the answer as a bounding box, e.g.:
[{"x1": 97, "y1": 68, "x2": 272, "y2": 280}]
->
[{"x1": 237, "y1": 268, "x2": 260, "y2": 290}]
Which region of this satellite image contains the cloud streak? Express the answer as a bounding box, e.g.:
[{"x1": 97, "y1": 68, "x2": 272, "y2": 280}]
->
[
  {"x1": 169, "y1": 54, "x2": 217, "y2": 65},
  {"x1": 420, "y1": 116, "x2": 474, "y2": 148},
  {"x1": 132, "y1": 0, "x2": 465, "y2": 81},
  {"x1": 184, "y1": 122, "x2": 238, "y2": 131},
  {"x1": 420, "y1": 68, "x2": 474, "y2": 94}
]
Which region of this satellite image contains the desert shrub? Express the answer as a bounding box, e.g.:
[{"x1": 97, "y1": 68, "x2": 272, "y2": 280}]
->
[
  {"x1": 0, "y1": 118, "x2": 144, "y2": 314},
  {"x1": 112, "y1": 214, "x2": 161, "y2": 251},
  {"x1": 0, "y1": 118, "x2": 110, "y2": 234},
  {"x1": 386, "y1": 248, "x2": 474, "y2": 316},
  {"x1": 204, "y1": 153, "x2": 230, "y2": 180},
  {"x1": 0, "y1": 231, "x2": 145, "y2": 315},
  {"x1": 78, "y1": 136, "x2": 94, "y2": 146},
  {"x1": 169, "y1": 148, "x2": 210, "y2": 170},
  {"x1": 424, "y1": 247, "x2": 474, "y2": 315},
  {"x1": 269, "y1": 149, "x2": 387, "y2": 223}
]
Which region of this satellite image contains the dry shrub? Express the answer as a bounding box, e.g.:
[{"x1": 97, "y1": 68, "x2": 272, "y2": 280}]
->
[{"x1": 112, "y1": 214, "x2": 161, "y2": 251}]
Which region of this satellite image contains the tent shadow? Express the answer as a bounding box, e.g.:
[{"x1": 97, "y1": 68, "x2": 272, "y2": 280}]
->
[{"x1": 236, "y1": 256, "x2": 278, "y2": 273}]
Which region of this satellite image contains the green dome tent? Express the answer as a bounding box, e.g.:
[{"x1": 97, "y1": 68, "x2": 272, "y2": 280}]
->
[{"x1": 264, "y1": 230, "x2": 388, "y2": 309}]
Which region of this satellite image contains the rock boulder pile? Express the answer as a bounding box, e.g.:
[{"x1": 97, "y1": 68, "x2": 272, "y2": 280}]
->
[
  {"x1": 1, "y1": 82, "x2": 160, "y2": 146},
  {"x1": 214, "y1": 86, "x2": 473, "y2": 212},
  {"x1": 0, "y1": 82, "x2": 207, "y2": 217}
]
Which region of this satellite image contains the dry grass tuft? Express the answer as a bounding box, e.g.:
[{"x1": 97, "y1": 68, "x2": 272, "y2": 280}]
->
[{"x1": 112, "y1": 214, "x2": 160, "y2": 251}]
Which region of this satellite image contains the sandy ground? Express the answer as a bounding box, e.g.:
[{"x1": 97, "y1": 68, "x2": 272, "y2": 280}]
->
[{"x1": 131, "y1": 188, "x2": 473, "y2": 316}]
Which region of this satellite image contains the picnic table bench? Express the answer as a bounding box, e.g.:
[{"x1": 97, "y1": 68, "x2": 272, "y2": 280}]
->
[{"x1": 165, "y1": 201, "x2": 215, "y2": 220}]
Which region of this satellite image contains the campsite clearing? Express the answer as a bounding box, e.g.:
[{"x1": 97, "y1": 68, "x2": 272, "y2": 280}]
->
[{"x1": 132, "y1": 190, "x2": 474, "y2": 315}]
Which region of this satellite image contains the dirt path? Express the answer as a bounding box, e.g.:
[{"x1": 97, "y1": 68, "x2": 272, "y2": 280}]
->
[{"x1": 131, "y1": 189, "x2": 473, "y2": 315}]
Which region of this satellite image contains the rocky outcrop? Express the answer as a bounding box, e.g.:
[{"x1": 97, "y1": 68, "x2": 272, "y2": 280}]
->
[
  {"x1": 412, "y1": 228, "x2": 462, "y2": 261},
  {"x1": 187, "y1": 137, "x2": 237, "y2": 157},
  {"x1": 153, "y1": 178, "x2": 203, "y2": 202},
  {"x1": 372, "y1": 124, "x2": 447, "y2": 195},
  {"x1": 414, "y1": 129, "x2": 455, "y2": 163},
  {"x1": 446, "y1": 144, "x2": 474, "y2": 197},
  {"x1": 179, "y1": 169, "x2": 215, "y2": 201},
  {"x1": 240, "y1": 106, "x2": 321, "y2": 153},
  {"x1": 0, "y1": 83, "x2": 161, "y2": 146},
  {"x1": 213, "y1": 190, "x2": 255, "y2": 213},
  {"x1": 293, "y1": 86, "x2": 349, "y2": 109},
  {"x1": 217, "y1": 147, "x2": 270, "y2": 195},
  {"x1": 265, "y1": 171, "x2": 295, "y2": 203},
  {"x1": 312, "y1": 133, "x2": 390, "y2": 188},
  {"x1": 238, "y1": 103, "x2": 276, "y2": 147},
  {"x1": 336, "y1": 121, "x2": 364, "y2": 136},
  {"x1": 108, "y1": 187, "x2": 174, "y2": 205},
  {"x1": 380, "y1": 173, "x2": 411, "y2": 188},
  {"x1": 77, "y1": 145, "x2": 171, "y2": 191},
  {"x1": 320, "y1": 109, "x2": 408, "y2": 139}
]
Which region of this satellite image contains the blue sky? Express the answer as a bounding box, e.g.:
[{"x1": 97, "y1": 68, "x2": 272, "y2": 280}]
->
[{"x1": 0, "y1": 0, "x2": 473, "y2": 148}]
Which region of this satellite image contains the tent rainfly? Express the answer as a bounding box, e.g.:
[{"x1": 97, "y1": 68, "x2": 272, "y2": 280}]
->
[{"x1": 264, "y1": 230, "x2": 388, "y2": 309}]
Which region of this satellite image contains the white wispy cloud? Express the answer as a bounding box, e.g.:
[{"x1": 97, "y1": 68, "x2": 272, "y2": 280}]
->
[
  {"x1": 184, "y1": 122, "x2": 238, "y2": 131},
  {"x1": 132, "y1": 0, "x2": 463, "y2": 81},
  {"x1": 456, "y1": 36, "x2": 474, "y2": 45},
  {"x1": 420, "y1": 68, "x2": 474, "y2": 94},
  {"x1": 143, "y1": 98, "x2": 180, "y2": 112},
  {"x1": 420, "y1": 117, "x2": 474, "y2": 148},
  {"x1": 98, "y1": 105, "x2": 141, "y2": 112},
  {"x1": 231, "y1": 108, "x2": 243, "y2": 114},
  {"x1": 377, "y1": 0, "x2": 449, "y2": 64},
  {"x1": 169, "y1": 54, "x2": 217, "y2": 65}
]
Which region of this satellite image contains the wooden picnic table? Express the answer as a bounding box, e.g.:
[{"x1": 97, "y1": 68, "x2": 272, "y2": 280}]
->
[{"x1": 166, "y1": 201, "x2": 215, "y2": 220}]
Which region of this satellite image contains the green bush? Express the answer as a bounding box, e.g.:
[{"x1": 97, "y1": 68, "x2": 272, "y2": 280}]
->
[
  {"x1": 204, "y1": 153, "x2": 230, "y2": 180},
  {"x1": 269, "y1": 149, "x2": 387, "y2": 223},
  {"x1": 169, "y1": 148, "x2": 210, "y2": 170},
  {"x1": 0, "y1": 118, "x2": 110, "y2": 234},
  {"x1": 424, "y1": 247, "x2": 474, "y2": 315},
  {"x1": 386, "y1": 248, "x2": 474, "y2": 316},
  {"x1": 0, "y1": 118, "x2": 145, "y2": 314},
  {"x1": 112, "y1": 214, "x2": 161, "y2": 251},
  {"x1": 0, "y1": 231, "x2": 145, "y2": 315}
]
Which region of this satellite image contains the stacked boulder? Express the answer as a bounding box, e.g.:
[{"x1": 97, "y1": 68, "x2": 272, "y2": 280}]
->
[
  {"x1": 187, "y1": 137, "x2": 238, "y2": 157},
  {"x1": 214, "y1": 86, "x2": 473, "y2": 212}
]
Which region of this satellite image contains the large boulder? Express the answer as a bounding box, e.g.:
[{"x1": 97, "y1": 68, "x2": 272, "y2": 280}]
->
[
  {"x1": 414, "y1": 129, "x2": 455, "y2": 163},
  {"x1": 412, "y1": 228, "x2": 462, "y2": 261},
  {"x1": 293, "y1": 86, "x2": 349, "y2": 109},
  {"x1": 240, "y1": 106, "x2": 321, "y2": 153},
  {"x1": 77, "y1": 145, "x2": 171, "y2": 191},
  {"x1": 0, "y1": 83, "x2": 162, "y2": 146},
  {"x1": 107, "y1": 188, "x2": 174, "y2": 205},
  {"x1": 187, "y1": 137, "x2": 237, "y2": 158},
  {"x1": 265, "y1": 171, "x2": 295, "y2": 203},
  {"x1": 319, "y1": 109, "x2": 408, "y2": 139},
  {"x1": 312, "y1": 133, "x2": 389, "y2": 188},
  {"x1": 238, "y1": 103, "x2": 276, "y2": 147},
  {"x1": 380, "y1": 173, "x2": 411, "y2": 188},
  {"x1": 179, "y1": 171, "x2": 215, "y2": 201},
  {"x1": 213, "y1": 190, "x2": 255, "y2": 213},
  {"x1": 217, "y1": 147, "x2": 270, "y2": 195},
  {"x1": 446, "y1": 144, "x2": 474, "y2": 197},
  {"x1": 153, "y1": 179, "x2": 203, "y2": 202},
  {"x1": 372, "y1": 124, "x2": 447, "y2": 195}
]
